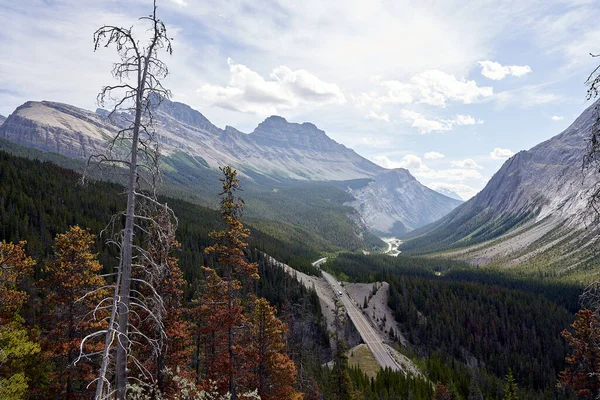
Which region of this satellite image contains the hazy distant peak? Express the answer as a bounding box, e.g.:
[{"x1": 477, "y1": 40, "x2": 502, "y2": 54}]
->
[{"x1": 432, "y1": 187, "x2": 463, "y2": 201}]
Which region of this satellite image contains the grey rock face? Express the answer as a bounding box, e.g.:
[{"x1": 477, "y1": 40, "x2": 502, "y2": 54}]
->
[
  {"x1": 0, "y1": 115, "x2": 6, "y2": 126},
  {"x1": 0, "y1": 101, "x2": 114, "y2": 159},
  {"x1": 0, "y1": 97, "x2": 461, "y2": 234},
  {"x1": 346, "y1": 168, "x2": 462, "y2": 234},
  {"x1": 453, "y1": 99, "x2": 597, "y2": 223},
  {"x1": 403, "y1": 100, "x2": 600, "y2": 272}
]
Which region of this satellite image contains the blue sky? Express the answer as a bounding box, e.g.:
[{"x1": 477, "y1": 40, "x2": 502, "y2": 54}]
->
[{"x1": 1, "y1": 0, "x2": 600, "y2": 199}]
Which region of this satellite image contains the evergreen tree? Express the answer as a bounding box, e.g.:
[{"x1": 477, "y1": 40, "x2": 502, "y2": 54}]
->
[
  {"x1": 0, "y1": 241, "x2": 40, "y2": 399},
  {"x1": 503, "y1": 370, "x2": 519, "y2": 400},
  {"x1": 202, "y1": 166, "x2": 258, "y2": 399},
  {"x1": 468, "y1": 374, "x2": 484, "y2": 400},
  {"x1": 40, "y1": 227, "x2": 107, "y2": 399},
  {"x1": 433, "y1": 382, "x2": 453, "y2": 400},
  {"x1": 558, "y1": 309, "x2": 600, "y2": 399},
  {"x1": 245, "y1": 297, "x2": 301, "y2": 400},
  {"x1": 329, "y1": 300, "x2": 354, "y2": 400}
]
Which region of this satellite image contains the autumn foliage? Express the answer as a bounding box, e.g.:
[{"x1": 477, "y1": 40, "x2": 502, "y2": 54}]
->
[
  {"x1": 0, "y1": 240, "x2": 40, "y2": 399},
  {"x1": 194, "y1": 166, "x2": 302, "y2": 400},
  {"x1": 40, "y1": 226, "x2": 107, "y2": 399},
  {"x1": 559, "y1": 309, "x2": 600, "y2": 399}
]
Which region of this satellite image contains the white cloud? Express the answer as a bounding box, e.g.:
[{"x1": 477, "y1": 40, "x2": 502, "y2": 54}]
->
[
  {"x1": 400, "y1": 110, "x2": 453, "y2": 133},
  {"x1": 455, "y1": 114, "x2": 484, "y2": 126},
  {"x1": 424, "y1": 151, "x2": 445, "y2": 160},
  {"x1": 551, "y1": 115, "x2": 564, "y2": 120},
  {"x1": 198, "y1": 58, "x2": 345, "y2": 114},
  {"x1": 399, "y1": 111, "x2": 484, "y2": 133},
  {"x1": 360, "y1": 71, "x2": 493, "y2": 113},
  {"x1": 373, "y1": 154, "x2": 483, "y2": 185},
  {"x1": 478, "y1": 60, "x2": 532, "y2": 80},
  {"x1": 409, "y1": 70, "x2": 493, "y2": 106},
  {"x1": 450, "y1": 158, "x2": 483, "y2": 169},
  {"x1": 169, "y1": 0, "x2": 189, "y2": 7},
  {"x1": 373, "y1": 154, "x2": 423, "y2": 170},
  {"x1": 490, "y1": 147, "x2": 515, "y2": 159},
  {"x1": 367, "y1": 110, "x2": 390, "y2": 122}
]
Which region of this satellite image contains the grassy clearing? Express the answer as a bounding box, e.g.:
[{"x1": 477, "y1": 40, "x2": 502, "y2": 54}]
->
[{"x1": 348, "y1": 344, "x2": 380, "y2": 379}]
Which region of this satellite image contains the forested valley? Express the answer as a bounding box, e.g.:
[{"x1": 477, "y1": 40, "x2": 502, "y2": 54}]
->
[{"x1": 3, "y1": 1, "x2": 600, "y2": 399}]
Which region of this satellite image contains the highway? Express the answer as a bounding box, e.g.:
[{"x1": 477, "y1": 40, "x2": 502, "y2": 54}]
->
[
  {"x1": 320, "y1": 269, "x2": 400, "y2": 371},
  {"x1": 311, "y1": 257, "x2": 328, "y2": 267}
]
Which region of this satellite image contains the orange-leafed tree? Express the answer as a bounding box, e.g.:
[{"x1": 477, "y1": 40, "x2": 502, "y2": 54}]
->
[
  {"x1": 433, "y1": 382, "x2": 454, "y2": 400},
  {"x1": 193, "y1": 266, "x2": 244, "y2": 393},
  {"x1": 0, "y1": 241, "x2": 35, "y2": 324},
  {"x1": 135, "y1": 242, "x2": 194, "y2": 398},
  {"x1": 245, "y1": 297, "x2": 302, "y2": 400},
  {"x1": 558, "y1": 309, "x2": 600, "y2": 399},
  {"x1": 201, "y1": 166, "x2": 258, "y2": 399},
  {"x1": 40, "y1": 226, "x2": 107, "y2": 399},
  {"x1": 0, "y1": 240, "x2": 41, "y2": 399},
  {"x1": 156, "y1": 252, "x2": 194, "y2": 394},
  {"x1": 205, "y1": 166, "x2": 259, "y2": 284}
]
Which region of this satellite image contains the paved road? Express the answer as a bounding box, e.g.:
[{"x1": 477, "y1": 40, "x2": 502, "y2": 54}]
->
[
  {"x1": 321, "y1": 270, "x2": 400, "y2": 371},
  {"x1": 311, "y1": 257, "x2": 328, "y2": 267}
]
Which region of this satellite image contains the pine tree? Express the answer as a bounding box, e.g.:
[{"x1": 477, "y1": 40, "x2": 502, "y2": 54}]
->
[
  {"x1": 433, "y1": 382, "x2": 453, "y2": 400},
  {"x1": 503, "y1": 370, "x2": 519, "y2": 400},
  {"x1": 202, "y1": 166, "x2": 258, "y2": 399},
  {"x1": 245, "y1": 297, "x2": 301, "y2": 400},
  {"x1": 0, "y1": 240, "x2": 41, "y2": 399},
  {"x1": 468, "y1": 375, "x2": 484, "y2": 400},
  {"x1": 40, "y1": 226, "x2": 107, "y2": 399},
  {"x1": 193, "y1": 266, "x2": 239, "y2": 393},
  {"x1": 133, "y1": 235, "x2": 193, "y2": 398},
  {"x1": 558, "y1": 309, "x2": 600, "y2": 399},
  {"x1": 329, "y1": 300, "x2": 353, "y2": 400}
]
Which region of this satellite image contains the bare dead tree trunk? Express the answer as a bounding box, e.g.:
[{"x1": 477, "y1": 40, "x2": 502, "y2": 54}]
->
[
  {"x1": 115, "y1": 90, "x2": 142, "y2": 399},
  {"x1": 78, "y1": 2, "x2": 175, "y2": 399}
]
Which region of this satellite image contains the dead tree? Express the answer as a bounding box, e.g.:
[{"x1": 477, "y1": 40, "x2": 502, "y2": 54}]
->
[
  {"x1": 580, "y1": 53, "x2": 600, "y2": 340},
  {"x1": 583, "y1": 53, "x2": 600, "y2": 215},
  {"x1": 77, "y1": 2, "x2": 176, "y2": 399}
]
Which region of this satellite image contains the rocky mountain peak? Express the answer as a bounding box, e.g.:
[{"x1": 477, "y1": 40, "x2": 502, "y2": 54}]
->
[
  {"x1": 251, "y1": 115, "x2": 341, "y2": 151},
  {"x1": 379, "y1": 168, "x2": 416, "y2": 182},
  {"x1": 147, "y1": 93, "x2": 221, "y2": 135}
]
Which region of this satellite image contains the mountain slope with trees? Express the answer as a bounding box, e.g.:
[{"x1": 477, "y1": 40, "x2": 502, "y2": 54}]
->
[{"x1": 401, "y1": 100, "x2": 600, "y2": 280}]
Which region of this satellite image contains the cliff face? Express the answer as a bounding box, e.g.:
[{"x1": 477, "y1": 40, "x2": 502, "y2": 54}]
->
[
  {"x1": 402, "y1": 100, "x2": 600, "y2": 277},
  {"x1": 0, "y1": 101, "x2": 114, "y2": 159},
  {"x1": 346, "y1": 168, "x2": 462, "y2": 235},
  {"x1": 0, "y1": 97, "x2": 461, "y2": 234}
]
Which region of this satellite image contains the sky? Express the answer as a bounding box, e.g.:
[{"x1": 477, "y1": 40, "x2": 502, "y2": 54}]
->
[{"x1": 2, "y1": 0, "x2": 600, "y2": 199}]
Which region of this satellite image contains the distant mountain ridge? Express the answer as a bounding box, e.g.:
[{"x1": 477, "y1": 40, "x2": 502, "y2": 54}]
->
[
  {"x1": 0, "y1": 96, "x2": 461, "y2": 236},
  {"x1": 402, "y1": 100, "x2": 600, "y2": 279},
  {"x1": 432, "y1": 187, "x2": 463, "y2": 201},
  {"x1": 345, "y1": 168, "x2": 462, "y2": 235}
]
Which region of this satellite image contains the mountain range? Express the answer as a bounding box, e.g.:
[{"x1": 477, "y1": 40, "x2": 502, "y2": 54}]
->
[
  {"x1": 0, "y1": 97, "x2": 461, "y2": 245},
  {"x1": 402, "y1": 100, "x2": 600, "y2": 279}
]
